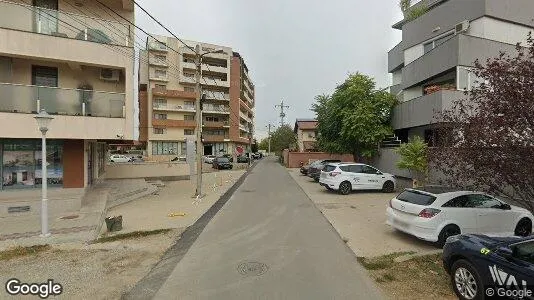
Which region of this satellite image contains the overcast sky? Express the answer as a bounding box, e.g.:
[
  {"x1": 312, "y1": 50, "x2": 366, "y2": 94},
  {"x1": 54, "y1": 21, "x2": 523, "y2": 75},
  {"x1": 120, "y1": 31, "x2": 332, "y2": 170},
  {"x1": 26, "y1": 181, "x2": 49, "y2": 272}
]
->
[{"x1": 135, "y1": 0, "x2": 403, "y2": 140}]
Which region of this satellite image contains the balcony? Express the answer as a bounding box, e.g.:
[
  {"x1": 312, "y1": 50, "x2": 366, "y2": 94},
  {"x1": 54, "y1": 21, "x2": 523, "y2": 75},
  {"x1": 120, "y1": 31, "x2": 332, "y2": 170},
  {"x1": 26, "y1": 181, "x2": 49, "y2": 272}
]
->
[
  {"x1": 202, "y1": 77, "x2": 230, "y2": 88},
  {"x1": 388, "y1": 42, "x2": 404, "y2": 72},
  {"x1": 244, "y1": 79, "x2": 254, "y2": 95},
  {"x1": 153, "y1": 103, "x2": 195, "y2": 112},
  {"x1": 149, "y1": 58, "x2": 168, "y2": 68},
  {"x1": 153, "y1": 89, "x2": 196, "y2": 100},
  {"x1": 203, "y1": 134, "x2": 229, "y2": 142},
  {"x1": 0, "y1": 82, "x2": 124, "y2": 117},
  {"x1": 203, "y1": 120, "x2": 229, "y2": 128},
  {"x1": 203, "y1": 91, "x2": 229, "y2": 101},
  {"x1": 152, "y1": 119, "x2": 196, "y2": 128},
  {"x1": 203, "y1": 105, "x2": 229, "y2": 114},
  {"x1": 0, "y1": 0, "x2": 131, "y2": 47},
  {"x1": 182, "y1": 61, "x2": 196, "y2": 70},
  {"x1": 239, "y1": 110, "x2": 251, "y2": 122},
  {"x1": 148, "y1": 41, "x2": 168, "y2": 52},
  {"x1": 202, "y1": 64, "x2": 227, "y2": 74},
  {"x1": 150, "y1": 72, "x2": 169, "y2": 82},
  {"x1": 179, "y1": 76, "x2": 196, "y2": 84},
  {"x1": 241, "y1": 92, "x2": 254, "y2": 108},
  {"x1": 239, "y1": 124, "x2": 249, "y2": 132},
  {"x1": 392, "y1": 89, "x2": 465, "y2": 130}
]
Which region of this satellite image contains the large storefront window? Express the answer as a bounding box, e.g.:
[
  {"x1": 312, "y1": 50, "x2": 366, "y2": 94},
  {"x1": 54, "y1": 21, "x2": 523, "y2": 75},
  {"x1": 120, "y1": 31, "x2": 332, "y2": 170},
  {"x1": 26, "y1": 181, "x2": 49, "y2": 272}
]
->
[
  {"x1": 1, "y1": 140, "x2": 63, "y2": 189},
  {"x1": 152, "y1": 141, "x2": 182, "y2": 155}
]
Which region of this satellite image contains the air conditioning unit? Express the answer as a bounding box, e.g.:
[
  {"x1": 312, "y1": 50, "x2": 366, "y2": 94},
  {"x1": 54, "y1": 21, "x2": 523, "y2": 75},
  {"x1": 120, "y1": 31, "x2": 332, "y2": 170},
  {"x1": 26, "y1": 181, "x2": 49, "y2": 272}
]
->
[
  {"x1": 455, "y1": 20, "x2": 470, "y2": 34},
  {"x1": 100, "y1": 68, "x2": 120, "y2": 82}
]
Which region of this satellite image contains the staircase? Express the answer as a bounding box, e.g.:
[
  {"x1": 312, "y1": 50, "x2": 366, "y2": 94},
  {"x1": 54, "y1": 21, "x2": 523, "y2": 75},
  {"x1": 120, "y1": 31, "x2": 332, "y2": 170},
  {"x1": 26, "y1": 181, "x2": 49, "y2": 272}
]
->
[{"x1": 380, "y1": 134, "x2": 402, "y2": 148}]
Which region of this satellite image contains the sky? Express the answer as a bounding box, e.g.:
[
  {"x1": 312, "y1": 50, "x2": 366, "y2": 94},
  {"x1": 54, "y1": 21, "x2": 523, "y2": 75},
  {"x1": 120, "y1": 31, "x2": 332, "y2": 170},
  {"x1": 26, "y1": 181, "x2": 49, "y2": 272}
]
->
[{"x1": 135, "y1": 0, "x2": 404, "y2": 141}]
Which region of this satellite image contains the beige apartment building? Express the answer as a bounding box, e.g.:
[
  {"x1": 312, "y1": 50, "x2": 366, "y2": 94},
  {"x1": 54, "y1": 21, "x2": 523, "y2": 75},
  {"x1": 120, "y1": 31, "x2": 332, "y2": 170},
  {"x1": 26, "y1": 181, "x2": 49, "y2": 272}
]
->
[
  {"x1": 294, "y1": 119, "x2": 318, "y2": 152},
  {"x1": 0, "y1": 0, "x2": 135, "y2": 190},
  {"x1": 138, "y1": 36, "x2": 255, "y2": 160}
]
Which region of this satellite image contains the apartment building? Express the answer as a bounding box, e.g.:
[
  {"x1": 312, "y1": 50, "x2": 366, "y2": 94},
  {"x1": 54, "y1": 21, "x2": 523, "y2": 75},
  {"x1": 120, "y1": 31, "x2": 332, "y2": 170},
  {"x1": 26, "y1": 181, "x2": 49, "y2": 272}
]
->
[
  {"x1": 139, "y1": 36, "x2": 255, "y2": 160},
  {"x1": 293, "y1": 119, "x2": 318, "y2": 152},
  {"x1": 388, "y1": 0, "x2": 534, "y2": 144},
  {"x1": 0, "y1": 0, "x2": 135, "y2": 190}
]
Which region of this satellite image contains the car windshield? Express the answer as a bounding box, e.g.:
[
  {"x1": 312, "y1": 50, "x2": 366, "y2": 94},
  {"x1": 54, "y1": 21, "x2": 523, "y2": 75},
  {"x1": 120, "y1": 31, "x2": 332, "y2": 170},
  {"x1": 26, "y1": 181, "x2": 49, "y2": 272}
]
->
[
  {"x1": 218, "y1": 157, "x2": 229, "y2": 162},
  {"x1": 396, "y1": 190, "x2": 437, "y2": 206},
  {"x1": 323, "y1": 165, "x2": 337, "y2": 172}
]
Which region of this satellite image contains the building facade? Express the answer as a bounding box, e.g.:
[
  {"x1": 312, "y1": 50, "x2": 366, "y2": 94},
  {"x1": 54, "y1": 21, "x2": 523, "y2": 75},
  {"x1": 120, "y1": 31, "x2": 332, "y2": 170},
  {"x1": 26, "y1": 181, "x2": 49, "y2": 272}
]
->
[
  {"x1": 388, "y1": 0, "x2": 534, "y2": 144},
  {"x1": 139, "y1": 36, "x2": 255, "y2": 160},
  {"x1": 0, "y1": 0, "x2": 135, "y2": 190},
  {"x1": 293, "y1": 119, "x2": 318, "y2": 152}
]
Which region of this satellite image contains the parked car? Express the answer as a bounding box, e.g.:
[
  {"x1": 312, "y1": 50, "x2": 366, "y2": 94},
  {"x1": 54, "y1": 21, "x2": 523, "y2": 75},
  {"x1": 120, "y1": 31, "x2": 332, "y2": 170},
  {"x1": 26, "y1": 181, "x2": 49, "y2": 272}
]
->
[
  {"x1": 109, "y1": 154, "x2": 131, "y2": 163},
  {"x1": 308, "y1": 159, "x2": 342, "y2": 182},
  {"x1": 443, "y1": 234, "x2": 534, "y2": 300},
  {"x1": 237, "y1": 155, "x2": 249, "y2": 163},
  {"x1": 221, "y1": 154, "x2": 233, "y2": 162},
  {"x1": 251, "y1": 152, "x2": 262, "y2": 159},
  {"x1": 212, "y1": 157, "x2": 233, "y2": 170},
  {"x1": 386, "y1": 187, "x2": 534, "y2": 247},
  {"x1": 319, "y1": 163, "x2": 396, "y2": 194},
  {"x1": 203, "y1": 155, "x2": 216, "y2": 164},
  {"x1": 300, "y1": 160, "x2": 319, "y2": 175}
]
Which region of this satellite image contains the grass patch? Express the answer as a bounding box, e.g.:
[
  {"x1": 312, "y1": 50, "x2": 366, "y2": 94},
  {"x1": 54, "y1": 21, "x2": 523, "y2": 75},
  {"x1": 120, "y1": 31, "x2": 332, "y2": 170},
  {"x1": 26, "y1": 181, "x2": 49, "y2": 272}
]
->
[
  {"x1": 364, "y1": 253, "x2": 455, "y2": 300},
  {"x1": 94, "y1": 229, "x2": 172, "y2": 243},
  {"x1": 0, "y1": 245, "x2": 51, "y2": 261},
  {"x1": 357, "y1": 251, "x2": 415, "y2": 270}
]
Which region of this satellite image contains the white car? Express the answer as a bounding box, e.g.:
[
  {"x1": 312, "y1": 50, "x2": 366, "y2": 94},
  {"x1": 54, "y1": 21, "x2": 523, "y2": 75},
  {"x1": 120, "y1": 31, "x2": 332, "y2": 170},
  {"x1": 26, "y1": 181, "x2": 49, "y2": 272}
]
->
[
  {"x1": 203, "y1": 155, "x2": 216, "y2": 164},
  {"x1": 386, "y1": 187, "x2": 534, "y2": 247},
  {"x1": 109, "y1": 154, "x2": 131, "y2": 163},
  {"x1": 319, "y1": 163, "x2": 396, "y2": 195}
]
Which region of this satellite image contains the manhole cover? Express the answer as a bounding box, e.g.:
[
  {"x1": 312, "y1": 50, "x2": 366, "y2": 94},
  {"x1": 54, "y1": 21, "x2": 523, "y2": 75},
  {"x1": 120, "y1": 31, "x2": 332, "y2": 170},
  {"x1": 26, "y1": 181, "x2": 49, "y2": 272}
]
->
[
  {"x1": 59, "y1": 215, "x2": 79, "y2": 220},
  {"x1": 237, "y1": 261, "x2": 268, "y2": 276}
]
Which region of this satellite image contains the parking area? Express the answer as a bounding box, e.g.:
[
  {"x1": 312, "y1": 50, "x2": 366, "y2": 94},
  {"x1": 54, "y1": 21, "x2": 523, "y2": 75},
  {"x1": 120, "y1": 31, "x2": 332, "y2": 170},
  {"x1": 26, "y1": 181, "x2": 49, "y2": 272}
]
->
[{"x1": 288, "y1": 169, "x2": 437, "y2": 257}]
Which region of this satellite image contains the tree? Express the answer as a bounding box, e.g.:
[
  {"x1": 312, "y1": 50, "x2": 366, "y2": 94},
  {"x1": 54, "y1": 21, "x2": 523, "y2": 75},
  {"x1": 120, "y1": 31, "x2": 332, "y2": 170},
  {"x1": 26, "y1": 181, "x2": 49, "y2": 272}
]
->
[
  {"x1": 269, "y1": 125, "x2": 297, "y2": 154},
  {"x1": 396, "y1": 136, "x2": 428, "y2": 187},
  {"x1": 399, "y1": 0, "x2": 428, "y2": 22},
  {"x1": 251, "y1": 139, "x2": 258, "y2": 153},
  {"x1": 312, "y1": 73, "x2": 397, "y2": 161},
  {"x1": 258, "y1": 138, "x2": 269, "y2": 151},
  {"x1": 430, "y1": 33, "x2": 534, "y2": 212}
]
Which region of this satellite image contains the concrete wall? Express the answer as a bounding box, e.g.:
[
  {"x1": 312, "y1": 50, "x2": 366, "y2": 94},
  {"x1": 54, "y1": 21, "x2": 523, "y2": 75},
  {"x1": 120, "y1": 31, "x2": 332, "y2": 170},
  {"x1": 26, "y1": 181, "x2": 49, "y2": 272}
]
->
[
  {"x1": 388, "y1": 42, "x2": 404, "y2": 72},
  {"x1": 371, "y1": 148, "x2": 411, "y2": 178},
  {"x1": 105, "y1": 162, "x2": 190, "y2": 180},
  {"x1": 469, "y1": 17, "x2": 534, "y2": 46},
  {"x1": 284, "y1": 152, "x2": 354, "y2": 168}
]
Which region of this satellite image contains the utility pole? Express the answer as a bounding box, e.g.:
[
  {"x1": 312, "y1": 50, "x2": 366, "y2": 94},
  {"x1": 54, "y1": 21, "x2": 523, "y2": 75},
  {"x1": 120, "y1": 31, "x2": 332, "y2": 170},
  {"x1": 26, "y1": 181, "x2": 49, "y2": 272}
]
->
[
  {"x1": 266, "y1": 123, "x2": 272, "y2": 155},
  {"x1": 248, "y1": 122, "x2": 253, "y2": 168},
  {"x1": 194, "y1": 44, "x2": 203, "y2": 197},
  {"x1": 275, "y1": 100, "x2": 289, "y2": 126}
]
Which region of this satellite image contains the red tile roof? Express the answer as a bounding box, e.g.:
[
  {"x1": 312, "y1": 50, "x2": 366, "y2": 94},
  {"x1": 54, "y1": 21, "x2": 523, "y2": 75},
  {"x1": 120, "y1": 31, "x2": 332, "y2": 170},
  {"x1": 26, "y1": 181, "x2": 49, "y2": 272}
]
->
[{"x1": 295, "y1": 120, "x2": 318, "y2": 131}]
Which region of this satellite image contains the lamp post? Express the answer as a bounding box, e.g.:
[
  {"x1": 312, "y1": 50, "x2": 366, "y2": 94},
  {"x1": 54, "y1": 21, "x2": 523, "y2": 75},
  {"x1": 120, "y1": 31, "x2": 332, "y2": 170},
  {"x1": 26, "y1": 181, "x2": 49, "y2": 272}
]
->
[
  {"x1": 34, "y1": 109, "x2": 54, "y2": 237},
  {"x1": 194, "y1": 45, "x2": 225, "y2": 198}
]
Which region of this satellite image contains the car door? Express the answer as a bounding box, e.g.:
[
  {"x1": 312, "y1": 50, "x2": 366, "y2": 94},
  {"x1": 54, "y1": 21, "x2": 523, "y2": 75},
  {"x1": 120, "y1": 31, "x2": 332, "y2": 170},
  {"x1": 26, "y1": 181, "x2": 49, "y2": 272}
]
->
[
  {"x1": 488, "y1": 241, "x2": 534, "y2": 292},
  {"x1": 347, "y1": 165, "x2": 365, "y2": 189},
  {"x1": 441, "y1": 195, "x2": 479, "y2": 234},
  {"x1": 361, "y1": 165, "x2": 383, "y2": 189},
  {"x1": 469, "y1": 194, "x2": 517, "y2": 236}
]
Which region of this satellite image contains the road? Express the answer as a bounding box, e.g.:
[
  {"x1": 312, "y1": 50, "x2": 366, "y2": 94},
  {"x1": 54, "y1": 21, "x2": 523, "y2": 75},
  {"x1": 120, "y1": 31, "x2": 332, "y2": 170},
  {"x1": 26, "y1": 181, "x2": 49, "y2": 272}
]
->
[{"x1": 150, "y1": 157, "x2": 384, "y2": 299}]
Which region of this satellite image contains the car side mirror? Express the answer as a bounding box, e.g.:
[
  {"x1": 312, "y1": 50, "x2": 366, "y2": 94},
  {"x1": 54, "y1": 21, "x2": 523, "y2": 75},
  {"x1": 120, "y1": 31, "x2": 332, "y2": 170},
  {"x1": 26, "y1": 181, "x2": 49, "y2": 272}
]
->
[{"x1": 497, "y1": 246, "x2": 514, "y2": 260}]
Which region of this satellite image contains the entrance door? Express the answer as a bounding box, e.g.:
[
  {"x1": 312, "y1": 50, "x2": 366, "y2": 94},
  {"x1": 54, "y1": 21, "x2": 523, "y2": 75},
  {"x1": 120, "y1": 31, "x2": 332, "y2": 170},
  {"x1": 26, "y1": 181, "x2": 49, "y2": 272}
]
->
[
  {"x1": 203, "y1": 144, "x2": 213, "y2": 156},
  {"x1": 33, "y1": 0, "x2": 58, "y2": 35}
]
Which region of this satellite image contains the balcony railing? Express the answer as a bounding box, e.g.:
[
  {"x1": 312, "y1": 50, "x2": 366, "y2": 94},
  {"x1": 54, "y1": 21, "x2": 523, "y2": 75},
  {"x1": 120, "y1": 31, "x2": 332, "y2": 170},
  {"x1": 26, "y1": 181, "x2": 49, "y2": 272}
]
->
[
  {"x1": 179, "y1": 76, "x2": 196, "y2": 84},
  {"x1": 153, "y1": 103, "x2": 195, "y2": 112},
  {"x1": 0, "y1": 83, "x2": 125, "y2": 118},
  {"x1": 203, "y1": 105, "x2": 229, "y2": 113},
  {"x1": 203, "y1": 134, "x2": 229, "y2": 142},
  {"x1": 203, "y1": 120, "x2": 229, "y2": 127},
  {"x1": 0, "y1": 0, "x2": 131, "y2": 47},
  {"x1": 202, "y1": 91, "x2": 229, "y2": 101}
]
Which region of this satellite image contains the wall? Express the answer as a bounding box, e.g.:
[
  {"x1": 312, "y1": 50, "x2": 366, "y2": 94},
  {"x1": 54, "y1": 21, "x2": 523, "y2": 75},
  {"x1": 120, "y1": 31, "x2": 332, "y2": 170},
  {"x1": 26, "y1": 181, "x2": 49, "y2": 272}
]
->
[
  {"x1": 402, "y1": 85, "x2": 423, "y2": 102},
  {"x1": 105, "y1": 162, "x2": 190, "y2": 180},
  {"x1": 63, "y1": 139, "x2": 84, "y2": 188},
  {"x1": 229, "y1": 57, "x2": 241, "y2": 143},
  {"x1": 404, "y1": 44, "x2": 424, "y2": 65},
  {"x1": 469, "y1": 17, "x2": 533, "y2": 46},
  {"x1": 284, "y1": 152, "x2": 354, "y2": 168},
  {"x1": 138, "y1": 91, "x2": 148, "y2": 142},
  {"x1": 371, "y1": 148, "x2": 412, "y2": 178}
]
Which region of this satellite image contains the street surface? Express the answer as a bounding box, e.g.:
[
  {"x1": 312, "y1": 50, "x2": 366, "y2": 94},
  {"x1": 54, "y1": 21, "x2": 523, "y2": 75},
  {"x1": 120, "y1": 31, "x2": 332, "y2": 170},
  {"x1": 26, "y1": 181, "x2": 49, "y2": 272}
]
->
[{"x1": 153, "y1": 157, "x2": 383, "y2": 299}]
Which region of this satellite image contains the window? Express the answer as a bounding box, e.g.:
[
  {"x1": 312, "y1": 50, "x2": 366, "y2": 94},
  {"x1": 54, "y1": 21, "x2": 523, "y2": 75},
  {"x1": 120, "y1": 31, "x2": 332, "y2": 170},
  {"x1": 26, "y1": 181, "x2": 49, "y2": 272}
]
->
[
  {"x1": 153, "y1": 128, "x2": 166, "y2": 134},
  {"x1": 184, "y1": 72, "x2": 194, "y2": 78},
  {"x1": 154, "y1": 98, "x2": 166, "y2": 105},
  {"x1": 323, "y1": 165, "x2": 337, "y2": 172},
  {"x1": 184, "y1": 87, "x2": 195, "y2": 92},
  {"x1": 396, "y1": 190, "x2": 437, "y2": 206},
  {"x1": 307, "y1": 132, "x2": 315, "y2": 138},
  {"x1": 361, "y1": 165, "x2": 379, "y2": 174},
  {"x1": 152, "y1": 141, "x2": 181, "y2": 155},
  {"x1": 155, "y1": 84, "x2": 166, "y2": 90},
  {"x1": 467, "y1": 194, "x2": 503, "y2": 209},
  {"x1": 32, "y1": 65, "x2": 58, "y2": 87},
  {"x1": 184, "y1": 129, "x2": 194, "y2": 135},
  {"x1": 184, "y1": 114, "x2": 194, "y2": 121},
  {"x1": 206, "y1": 116, "x2": 219, "y2": 122},
  {"x1": 153, "y1": 113, "x2": 167, "y2": 120},
  {"x1": 442, "y1": 196, "x2": 469, "y2": 208},
  {"x1": 423, "y1": 32, "x2": 454, "y2": 54},
  {"x1": 184, "y1": 101, "x2": 194, "y2": 106},
  {"x1": 155, "y1": 55, "x2": 166, "y2": 62},
  {"x1": 155, "y1": 69, "x2": 166, "y2": 78},
  {"x1": 348, "y1": 165, "x2": 363, "y2": 173},
  {"x1": 513, "y1": 241, "x2": 534, "y2": 264},
  {"x1": 339, "y1": 166, "x2": 350, "y2": 172}
]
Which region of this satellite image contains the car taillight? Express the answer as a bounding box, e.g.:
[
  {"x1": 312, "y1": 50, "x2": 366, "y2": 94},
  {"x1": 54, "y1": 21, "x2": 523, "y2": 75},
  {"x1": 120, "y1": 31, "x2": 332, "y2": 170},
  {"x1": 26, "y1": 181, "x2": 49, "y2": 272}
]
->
[
  {"x1": 418, "y1": 208, "x2": 441, "y2": 218},
  {"x1": 329, "y1": 172, "x2": 341, "y2": 177}
]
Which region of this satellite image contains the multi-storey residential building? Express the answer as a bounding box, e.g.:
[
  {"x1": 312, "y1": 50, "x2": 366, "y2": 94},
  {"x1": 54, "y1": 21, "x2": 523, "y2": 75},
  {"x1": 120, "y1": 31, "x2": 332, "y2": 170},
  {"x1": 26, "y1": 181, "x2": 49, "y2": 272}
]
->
[
  {"x1": 293, "y1": 119, "x2": 318, "y2": 152},
  {"x1": 0, "y1": 0, "x2": 135, "y2": 190},
  {"x1": 139, "y1": 36, "x2": 255, "y2": 160},
  {"x1": 388, "y1": 0, "x2": 534, "y2": 144}
]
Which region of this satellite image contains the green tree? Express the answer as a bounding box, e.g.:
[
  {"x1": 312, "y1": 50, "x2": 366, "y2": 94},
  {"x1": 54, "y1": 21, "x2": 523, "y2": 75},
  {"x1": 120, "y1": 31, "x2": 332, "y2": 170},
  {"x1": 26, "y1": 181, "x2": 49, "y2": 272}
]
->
[
  {"x1": 396, "y1": 136, "x2": 428, "y2": 186},
  {"x1": 270, "y1": 125, "x2": 297, "y2": 154},
  {"x1": 312, "y1": 73, "x2": 397, "y2": 161},
  {"x1": 399, "y1": 0, "x2": 428, "y2": 22},
  {"x1": 258, "y1": 138, "x2": 269, "y2": 151},
  {"x1": 251, "y1": 139, "x2": 258, "y2": 153}
]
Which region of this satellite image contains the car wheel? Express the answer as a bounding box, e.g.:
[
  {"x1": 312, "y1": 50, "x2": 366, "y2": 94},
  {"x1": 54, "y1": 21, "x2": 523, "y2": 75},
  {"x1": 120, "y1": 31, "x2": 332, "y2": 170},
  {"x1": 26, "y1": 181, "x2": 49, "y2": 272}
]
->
[
  {"x1": 339, "y1": 181, "x2": 352, "y2": 195},
  {"x1": 326, "y1": 186, "x2": 333, "y2": 191},
  {"x1": 437, "y1": 224, "x2": 461, "y2": 248},
  {"x1": 514, "y1": 218, "x2": 532, "y2": 237},
  {"x1": 450, "y1": 259, "x2": 483, "y2": 300},
  {"x1": 314, "y1": 177, "x2": 319, "y2": 183},
  {"x1": 382, "y1": 181, "x2": 395, "y2": 193}
]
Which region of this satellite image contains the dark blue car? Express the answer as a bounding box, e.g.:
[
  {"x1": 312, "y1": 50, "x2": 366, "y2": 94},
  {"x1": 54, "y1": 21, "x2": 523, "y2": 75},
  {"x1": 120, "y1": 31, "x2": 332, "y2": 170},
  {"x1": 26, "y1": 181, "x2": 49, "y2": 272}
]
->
[{"x1": 443, "y1": 234, "x2": 534, "y2": 300}]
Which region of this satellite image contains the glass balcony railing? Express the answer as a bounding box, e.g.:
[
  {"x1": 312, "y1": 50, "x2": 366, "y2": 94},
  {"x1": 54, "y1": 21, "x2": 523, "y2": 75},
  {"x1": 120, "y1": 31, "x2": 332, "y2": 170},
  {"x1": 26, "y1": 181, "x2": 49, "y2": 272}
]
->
[
  {"x1": 202, "y1": 91, "x2": 229, "y2": 101},
  {"x1": 0, "y1": 83, "x2": 125, "y2": 118},
  {"x1": 203, "y1": 105, "x2": 229, "y2": 113},
  {"x1": 153, "y1": 103, "x2": 195, "y2": 111},
  {"x1": 0, "y1": 0, "x2": 131, "y2": 47}
]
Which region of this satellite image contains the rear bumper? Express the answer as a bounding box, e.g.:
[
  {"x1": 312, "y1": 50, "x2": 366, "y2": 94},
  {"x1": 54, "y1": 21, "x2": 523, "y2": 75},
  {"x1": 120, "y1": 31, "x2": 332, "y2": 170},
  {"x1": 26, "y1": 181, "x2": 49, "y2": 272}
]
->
[
  {"x1": 319, "y1": 178, "x2": 340, "y2": 190},
  {"x1": 386, "y1": 207, "x2": 439, "y2": 242}
]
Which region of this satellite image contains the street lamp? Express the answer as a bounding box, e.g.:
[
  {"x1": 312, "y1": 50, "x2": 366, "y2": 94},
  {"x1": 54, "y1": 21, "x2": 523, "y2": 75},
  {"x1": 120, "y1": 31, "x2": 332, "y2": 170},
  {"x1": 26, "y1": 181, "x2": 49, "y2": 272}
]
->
[
  {"x1": 34, "y1": 109, "x2": 54, "y2": 237},
  {"x1": 194, "y1": 46, "x2": 225, "y2": 197}
]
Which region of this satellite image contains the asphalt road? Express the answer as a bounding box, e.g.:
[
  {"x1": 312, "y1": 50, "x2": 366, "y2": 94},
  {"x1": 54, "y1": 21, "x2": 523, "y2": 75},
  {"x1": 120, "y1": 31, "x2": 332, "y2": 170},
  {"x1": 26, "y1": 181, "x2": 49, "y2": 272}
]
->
[{"x1": 153, "y1": 157, "x2": 384, "y2": 299}]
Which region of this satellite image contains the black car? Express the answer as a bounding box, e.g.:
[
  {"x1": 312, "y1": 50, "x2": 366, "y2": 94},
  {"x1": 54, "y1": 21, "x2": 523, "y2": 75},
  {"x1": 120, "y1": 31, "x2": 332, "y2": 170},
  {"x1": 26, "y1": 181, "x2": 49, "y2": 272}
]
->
[
  {"x1": 237, "y1": 155, "x2": 249, "y2": 163},
  {"x1": 308, "y1": 159, "x2": 341, "y2": 182},
  {"x1": 443, "y1": 234, "x2": 534, "y2": 300},
  {"x1": 212, "y1": 157, "x2": 233, "y2": 170},
  {"x1": 300, "y1": 160, "x2": 319, "y2": 175}
]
